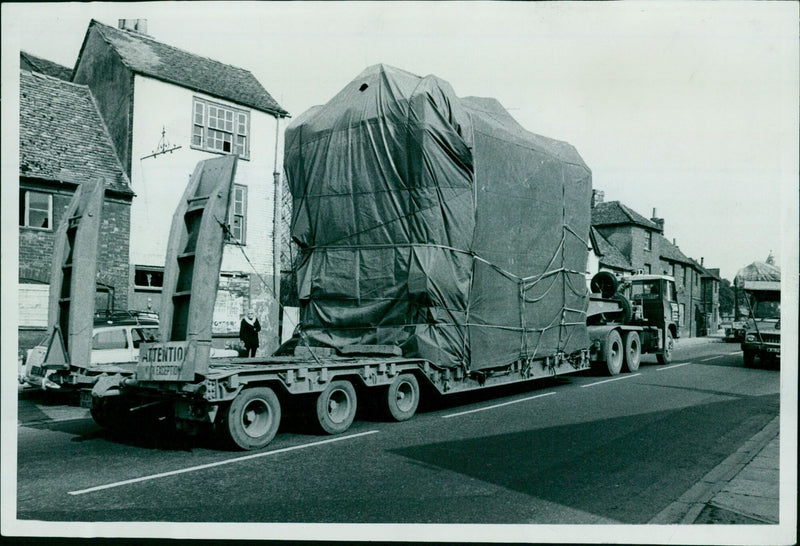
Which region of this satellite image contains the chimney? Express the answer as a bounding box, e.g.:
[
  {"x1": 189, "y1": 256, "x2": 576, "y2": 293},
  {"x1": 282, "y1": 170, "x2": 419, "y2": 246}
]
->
[
  {"x1": 701, "y1": 257, "x2": 704, "y2": 266},
  {"x1": 119, "y1": 19, "x2": 148, "y2": 35},
  {"x1": 591, "y1": 189, "x2": 604, "y2": 208},
  {"x1": 650, "y1": 207, "x2": 664, "y2": 232}
]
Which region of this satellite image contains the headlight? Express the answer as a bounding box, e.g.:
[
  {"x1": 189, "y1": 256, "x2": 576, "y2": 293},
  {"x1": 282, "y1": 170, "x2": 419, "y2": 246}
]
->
[{"x1": 745, "y1": 334, "x2": 755, "y2": 342}]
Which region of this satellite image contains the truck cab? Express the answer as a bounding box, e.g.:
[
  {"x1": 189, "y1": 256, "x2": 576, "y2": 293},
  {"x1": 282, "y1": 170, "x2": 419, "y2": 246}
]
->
[
  {"x1": 619, "y1": 274, "x2": 680, "y2": 363},
  {"x1": 623, "y1": 275, "x2": 680, "y2": 338},
  {"x1": 741, "y1": 289, "x2": 781, "y2": 366}
]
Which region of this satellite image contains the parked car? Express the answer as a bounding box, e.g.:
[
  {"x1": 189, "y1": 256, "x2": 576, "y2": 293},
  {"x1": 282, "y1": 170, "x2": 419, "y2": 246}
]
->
[{"x1": 721, "y1": 319, "x2": 747, "y2": 342}]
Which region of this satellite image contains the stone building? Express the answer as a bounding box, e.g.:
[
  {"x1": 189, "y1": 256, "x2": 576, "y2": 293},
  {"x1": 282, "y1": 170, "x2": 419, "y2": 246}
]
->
[
  {"x1": 69, "y1": 19, "x2": 289, "y2": 354},
  {"x1": 18, "y1": 65, "x2": 133, "y2": 353}
]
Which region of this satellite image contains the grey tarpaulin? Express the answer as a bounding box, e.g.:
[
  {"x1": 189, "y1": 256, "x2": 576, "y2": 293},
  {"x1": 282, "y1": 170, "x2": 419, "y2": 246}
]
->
[
  {"x1": 284, "y1": 64, "x2": 591, "y2": 371},
  {"x1": 734, "y1": 261, "x2": 780, "y2": 286}
]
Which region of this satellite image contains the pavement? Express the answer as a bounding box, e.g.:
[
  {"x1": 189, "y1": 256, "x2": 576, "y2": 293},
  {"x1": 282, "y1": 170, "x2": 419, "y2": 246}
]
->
[
  {"x1": 17, "y1": 333, "x2": 782, "y2": 525},
  {"x1": 650, "y1": 416, "x2": 780, "y2": 524},
  {"x1": 650, "y1": 329, "x2": 781, "y2": 524}
]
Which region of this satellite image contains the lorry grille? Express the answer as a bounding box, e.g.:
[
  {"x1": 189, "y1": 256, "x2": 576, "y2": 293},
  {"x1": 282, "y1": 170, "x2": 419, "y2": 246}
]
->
[{"x1": 759, "y1": 334, "x2": 780, "y2": 344}]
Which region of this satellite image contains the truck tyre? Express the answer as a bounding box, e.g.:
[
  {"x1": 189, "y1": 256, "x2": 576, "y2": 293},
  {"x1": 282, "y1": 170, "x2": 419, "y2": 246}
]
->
[
  {"x1": 591, "y1": 271, "x2": 618, "y2": 299},
  {"x1": 611, "y1": 294, "x2": 633, "y2": 324},
  {"x1": 224, "y1": 387, "x2": 281, "y2": 450},
  {"x1": 90, "y1": 397, "x2": 133, "y2": 430},
  {"x1": 623, "y1": 331, "x2": 641, "y2": 373},
  {"x1": 386, "y1": 374, "x2": 419, "y2": 422},
  {"x1": 605, "y1": 330, "x2": 624, "y2": 375},
  {"x1": 742, "y1": 349, "x2": 756, "y2": 367},
  {"x1": 316, "y1": 380, "x2": 357, "y2": 434},
  {"x1": 656, "y1": 329, "x2": 674, "y2": 365},
  {"x1": 90, "y1": 397, "x2": 113, "y2": 428}
]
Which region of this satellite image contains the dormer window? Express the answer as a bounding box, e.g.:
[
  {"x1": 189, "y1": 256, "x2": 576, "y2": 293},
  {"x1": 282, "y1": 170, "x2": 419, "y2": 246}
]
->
[{"x1": 192, "y1": 97, "x2": 249, "y2": 159}]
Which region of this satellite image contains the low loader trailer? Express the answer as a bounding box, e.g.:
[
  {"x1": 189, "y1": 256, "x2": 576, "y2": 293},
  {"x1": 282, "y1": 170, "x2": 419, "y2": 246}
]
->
[
  {"x1": 96, "y1": 268, "x2": 675, "y2": 451},
  {"x1": 90, "y1": 66, "x2": 677, "y2": 450}
]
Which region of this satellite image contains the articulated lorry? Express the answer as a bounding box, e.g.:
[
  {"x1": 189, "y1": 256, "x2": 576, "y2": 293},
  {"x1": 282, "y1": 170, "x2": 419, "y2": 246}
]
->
[
  {"x1": 81, "y1": 65, "x2": 677, "y2": 450},
  {"x1": 734, "y1": 261, "x2": 781, "y2": 366}
]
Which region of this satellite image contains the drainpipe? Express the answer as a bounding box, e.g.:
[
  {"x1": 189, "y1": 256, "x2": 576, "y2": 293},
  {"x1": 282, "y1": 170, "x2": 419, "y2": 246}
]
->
[
  {"x1": 687, "y1": 265, "x2": 692, "y2": 338},
  {"x1": 272, "y1": 115, "x2": 282, "y2": 301}
]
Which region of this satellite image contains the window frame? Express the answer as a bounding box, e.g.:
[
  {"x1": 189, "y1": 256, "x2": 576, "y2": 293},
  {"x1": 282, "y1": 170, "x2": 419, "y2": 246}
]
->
[
  {"x1": 92, "y1": 328, "x2": 129, "y2": 350},
  {"x1": 133, "y1": 266, "x2": 165, "y2": 292},
  {"x1": 644, "y1": 230, "x2": 653, "y2": 251},
  {"x1": 20, "y1": 190, "x2": 53, "y2": 230},
  {"x1": 191, "y1": 97, "x2": 250, "y2": 160},
  {"x1": 229, "y1": 184, "x2": 248, "y2": 245}
]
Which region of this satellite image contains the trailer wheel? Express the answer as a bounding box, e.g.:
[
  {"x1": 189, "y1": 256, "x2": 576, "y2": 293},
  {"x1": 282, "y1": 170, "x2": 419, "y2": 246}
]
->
[
  {"x1": 605, "y1": 330, "x2": 624, "y2": 375},
  {"x1": 90, "y1": 397, "x2": 113, "y2": 428},
  {"x1": 386, "y1": 374, "x2": 419, "y2": 422},
  {"x1": 90, "y1": 396, "x2": 133, "y2": 429},
  {"x1": 623, "y1": 331, "x2": 641, "y2": 372},
  {"x1": 224, "y1": 387, "x2": 281, "y2": 450},
  {"x1": 656, "y1": 330, "x2": 674, "y2": 365},
  {"x1": 316, "y1": 380, "x2": 357, "y2": 434}
]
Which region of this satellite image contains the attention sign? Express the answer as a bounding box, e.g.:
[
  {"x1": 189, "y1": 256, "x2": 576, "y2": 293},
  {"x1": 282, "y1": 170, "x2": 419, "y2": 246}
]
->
[{"x1": 137, "y1": 341, "x2": 193, "y2": 381}]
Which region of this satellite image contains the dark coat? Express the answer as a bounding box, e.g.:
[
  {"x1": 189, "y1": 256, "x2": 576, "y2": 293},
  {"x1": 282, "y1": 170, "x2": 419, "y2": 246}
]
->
[{"x1": 239, "y1": 318, "x2": 261, "y2": 348}]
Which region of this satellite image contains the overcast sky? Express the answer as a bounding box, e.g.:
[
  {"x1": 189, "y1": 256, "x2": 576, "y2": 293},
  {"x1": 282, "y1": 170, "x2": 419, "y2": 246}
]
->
[{"x1": 3, "y1": 2, "x2": 798, "y2": 281}]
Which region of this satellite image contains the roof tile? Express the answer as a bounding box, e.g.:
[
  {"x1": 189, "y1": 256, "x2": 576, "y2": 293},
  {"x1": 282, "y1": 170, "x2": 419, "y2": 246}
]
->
[
  {"x1": 89, "y1": 20, "x2": 288, "y2": 117},
  {"x1": 19, "y1": 70, "x2": 132, "y2": 195},
  {"x1": 20, "y1": 51, "x2": 73, "y2": 81},
  {"x1": 590, "y1": 227, "x2": 633, "y2": 271},
  {"x1": 592, "y1": 200, "x2": 661, "y2": 230}
]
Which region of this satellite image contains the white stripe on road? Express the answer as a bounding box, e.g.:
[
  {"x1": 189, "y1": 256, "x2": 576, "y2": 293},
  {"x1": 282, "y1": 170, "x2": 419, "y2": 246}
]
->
[
  {"x1": 68, "y1": 430, "x2": 379, "y2": 496},
  {"x1": 442, "y1": 391, "x2": 556, "y2": 419},
  {"x1": 698, "y1": 351, "x2": 742, "y2": 362},
  {"x1": 580, "y1": 373, "x2": 641, "y2": 387},
  {"x1": 657, "y1": 363, "x2": 690, "y2": 371}
]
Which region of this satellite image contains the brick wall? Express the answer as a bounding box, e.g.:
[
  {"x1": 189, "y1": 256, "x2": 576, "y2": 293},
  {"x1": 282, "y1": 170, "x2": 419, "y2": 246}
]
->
[
  {"x1": 97, "y1": 198, "x2": 130, "y2": 310},
  {"x1": 19, "y1": 190, "x2": 72, "y2": 282},
  {"x1": 19, "y1": 183, "x2": 131, "y2": 314}
]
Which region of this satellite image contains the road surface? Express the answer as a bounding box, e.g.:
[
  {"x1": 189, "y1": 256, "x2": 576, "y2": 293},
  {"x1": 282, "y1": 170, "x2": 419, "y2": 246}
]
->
[{"x1": 16, "y1": 337, "x2": 778, "y2": 525}]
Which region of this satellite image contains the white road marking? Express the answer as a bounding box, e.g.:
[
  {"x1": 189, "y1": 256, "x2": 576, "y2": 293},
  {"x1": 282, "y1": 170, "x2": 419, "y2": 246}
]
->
[
  {"x1": 68, "y1": 430, "x2": 380, "y2": 496},
  {"x1": 442, "y1": 391, "x2": 556, "y2": 419},
  {"x1": 699, "y1": 355, "x2": 726, "y2": 362},
  {"x1": 729, "y1": 351, "x2": 743, "y2": 355},
  {"x1": 580, "y1": 373, "x2": 641, "y2": 388},
  {"x1": 657, "y1": 363, "x2": 690, "y2": 371}
]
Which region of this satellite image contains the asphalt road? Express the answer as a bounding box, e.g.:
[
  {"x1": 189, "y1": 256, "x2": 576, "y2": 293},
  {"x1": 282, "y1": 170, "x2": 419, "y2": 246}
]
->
[{"x1": 16, "y1": 338, "x2": 779, "y2": 525}]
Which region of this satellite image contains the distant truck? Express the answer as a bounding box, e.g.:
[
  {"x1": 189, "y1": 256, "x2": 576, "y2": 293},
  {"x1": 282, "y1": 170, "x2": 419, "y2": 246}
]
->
[
  {"x1": 734, "y1": 261, "x2": 780, "y2": 366},
  {"x1": 86, "y1": 65, "x2": 682, "y2": 450}
]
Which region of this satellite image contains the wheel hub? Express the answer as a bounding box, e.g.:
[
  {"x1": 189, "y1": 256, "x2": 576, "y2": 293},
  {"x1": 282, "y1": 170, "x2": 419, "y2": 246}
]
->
[
  {"x1": 327, "y1": 390, "x2": 350, "y2": 423},
  {"x1": 241, "y1": 399, "x2": 271, "y2": 438}
]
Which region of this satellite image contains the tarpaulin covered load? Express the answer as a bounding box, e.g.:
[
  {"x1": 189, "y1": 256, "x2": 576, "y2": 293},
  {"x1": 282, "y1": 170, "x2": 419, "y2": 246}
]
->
[
  {"x1": 735, "y1": 261, "x2": 780, "y2": 291},
  {"x1": 734, "y1": 261, "x2": 780, "y2": 285},
  {"x1": 284, "y1": 64, "x2": 591, "y2": 371}
]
